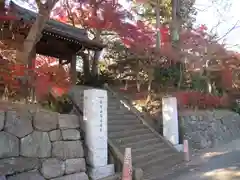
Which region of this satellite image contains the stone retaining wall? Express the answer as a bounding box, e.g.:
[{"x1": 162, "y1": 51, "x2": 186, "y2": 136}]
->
[
  {"x1": 0, "y1": 109, "x2": 88, "y2": 180},
  {"x1": 179, "y1": 110, "x2": 240, "y2": 150}
]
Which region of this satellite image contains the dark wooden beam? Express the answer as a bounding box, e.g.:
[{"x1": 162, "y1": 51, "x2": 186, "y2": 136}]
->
[
  {"x1": 70, "y1": 55, "x2": 77, "y2": 85},
  {"x1": 36, "y1": 40, "x2": 75, "y2": 59}
]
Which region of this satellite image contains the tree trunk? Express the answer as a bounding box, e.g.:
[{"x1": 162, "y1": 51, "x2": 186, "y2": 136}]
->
[
  {"x1": 124, "y1": 80, "x2": 128, "y2": 90},
  {"x1": 207, "y1": 78, "x2": 212, "y2": 93},
  {"x1": 136, "y1": 61, "x2": 141, "y2": 92},
  {"x1": 205, "y1": 60, "x2": 212, "y2": 93},
  {"x1": 136, "y1": 78, "x2": 141, "y2": 92},
  {"x1": 16, "y1": 13, "x2": 49, "y2": 64},
  {"x1": 16, "y1": 12, "x2": 49, "y2": 100},
  {"x1": 178, "y1": 63, "x2": 183, "y2": 89},
  {"x1": 145, "y1": 68, "x2": 154, "y2": 105},
  {"x1": 2, "y1": 85, "x2": 8, "y2": 101},
  {"x1": 145, "y1": 79, "x2": 152, "y2": 105}
]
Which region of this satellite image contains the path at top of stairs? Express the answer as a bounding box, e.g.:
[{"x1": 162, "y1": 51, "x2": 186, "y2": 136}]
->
[{"x1": 69, "y1": 85, "x2": 184, "y2": 180}]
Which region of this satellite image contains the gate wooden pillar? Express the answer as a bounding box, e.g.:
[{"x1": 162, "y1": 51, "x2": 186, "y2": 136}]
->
[
  {"x1": 59, "y1": 59, "x2": 63, "y2": 67},
  {"x1": 70, "y1": 54, "x2": 77, "y2": 85}
]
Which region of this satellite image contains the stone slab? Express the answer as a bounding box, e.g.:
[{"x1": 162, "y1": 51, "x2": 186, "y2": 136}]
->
[
  {"x1": 20, "y1": 131, "x2": 51, "y2": 158},
  {"x1": 50, "y1": 172, "x2": 88, "y2": 180},
  {"x1": 0, "y1": 132, "x2": 19, "y2": 158},
  {"x1": 62, "y1": 129, "x2": 80, "y2": 140},
  {"x1": 49, "y1": 130, "x2": 62, "y2": 142},
  {"x1": 34, "y1": 110, "x2": 58, "y2": 131},
  {"x1": 52, "y1": 141, "x2": 84, "y2": 160},
  {"x1": 7, "y1": 172, "x2": 45, "y2": 180},
  {"x1": 88, "y1": 164, "x2": 115, "y2": 180},
  {"x1": 5, "y1": 111, "x2": 33, "y2": 138},
  {"x1": 58, "y1": 114, "x2": 80, "y2": 129},
  {"x1": 41, "y1": 158, "x2": 65, "y2": 179},
  {"x1": 65, "y1": 158, "x2": 86, "y2": 174},
  {"x1": 0, "y1": 157, "x2": 40, "y2": 176}
]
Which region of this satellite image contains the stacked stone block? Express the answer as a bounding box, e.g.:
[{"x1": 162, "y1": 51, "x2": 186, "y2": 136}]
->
[{"x1": 0, "y1": 109, "x2": 89, "y2": 180}]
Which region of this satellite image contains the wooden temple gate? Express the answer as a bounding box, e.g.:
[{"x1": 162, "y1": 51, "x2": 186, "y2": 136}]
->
[{"x1": 0, "y1": 2, "x2": 104, "y2": 99}]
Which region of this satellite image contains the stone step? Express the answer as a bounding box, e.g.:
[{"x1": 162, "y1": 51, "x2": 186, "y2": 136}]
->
[
  {"x1": 119, "y1": 137, "x2": 161, "y2": 150},
  {"x1": 110, "y1": 111, "x2": 134, "y2": 116},
  {"x1": 108, "y1": 114, "x2": 137, "y2": 120},
  {"x1": 108, "y1": 119, "x2": 140, "y2": 126},
  {"x1": 108, "y1": 107, "x2": 128, "y2": 111},
  {"x1": 137, "y1": 152, "x2": 181, "y2": 170},
  {"x1": 99, "y1": 173, "x2": 121, "y2": 180},
  {"x1": 113, "y1": 133, "x2": 155, "y2": 146},
  {"x1": 132, "y1": 143, "x2": 168, "y2": 157},
  {"x1": 108, "y1": 111, "x2": 132, "y2": 118},
  {"x1": 107, "y1": 96, "x2": 117, "y2": 99},
  {"x1": 109, "y1": 127, "x2": 149, "y2": 139},
  {"x1": 107, "y1": 105, "x2": 122, "y2": 110},
  {"x1": 107, "y1": 107, "x2": 128, "y2": 112},
  {"x1": 108, "y1": 101, "x2": 121, "y2": 105},
  {"x1": 107, "y1": 105, "x2": 123, "y2": 109},
  {"x1": 133, "y1": 147, "x2": 172, "y2": 165},
  {"x1": 108, "y1": 124, "x2": 145, "y2": 132}
]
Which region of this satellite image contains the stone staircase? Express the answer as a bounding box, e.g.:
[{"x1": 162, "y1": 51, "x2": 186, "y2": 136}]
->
[{"x1": 69, "y1": 86, "x2": 184, "y2": 180}]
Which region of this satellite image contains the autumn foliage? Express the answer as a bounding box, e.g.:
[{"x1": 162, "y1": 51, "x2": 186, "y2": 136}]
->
[
  {"x1": 173, "y1": 91, "x2": 229, "y2": 109},
  {"x1": 0, "y1": 56, "x2": 70, "y2": 99},
  {"x1": 52, "y1": 0, "x2": 172, "y2": 56},
  {"x1": 34, "y1": 56, "x2": 70, "y2": 98},
  {"x1": 0, "y1": 0, "x2": 238, "y2": 111}
]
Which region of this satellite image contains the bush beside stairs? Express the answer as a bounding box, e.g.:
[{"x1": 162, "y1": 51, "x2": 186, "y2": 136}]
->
[{"x1": 69, "y1": 85, "x2": 184, "y2": 180}]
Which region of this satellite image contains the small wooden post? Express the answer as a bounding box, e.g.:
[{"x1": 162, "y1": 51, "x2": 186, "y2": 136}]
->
[{"x1": 183, "y1": 139, "x2": 190, "y2": 161}]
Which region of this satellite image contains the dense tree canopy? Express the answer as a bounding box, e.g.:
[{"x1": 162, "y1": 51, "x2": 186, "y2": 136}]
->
[
  {"x1": 134, "y1": 0, "x2": 197, "y2": 27},
  {"x1": 0, "y1": 0, "x2": 239, "y2": 105}
]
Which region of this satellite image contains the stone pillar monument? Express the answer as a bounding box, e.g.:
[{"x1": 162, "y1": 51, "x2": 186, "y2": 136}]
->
[
  {"x1": 84, "y1": 89, "x2": 114, "y2": 179},
  {"x1": 162, "y1": 96, "x2": 179, "y2": 145}
]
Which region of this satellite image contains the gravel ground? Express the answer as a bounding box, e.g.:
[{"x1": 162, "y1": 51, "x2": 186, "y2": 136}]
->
[{"x1": 165, "y1": 139, "x2": 240, "y2": 180}]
